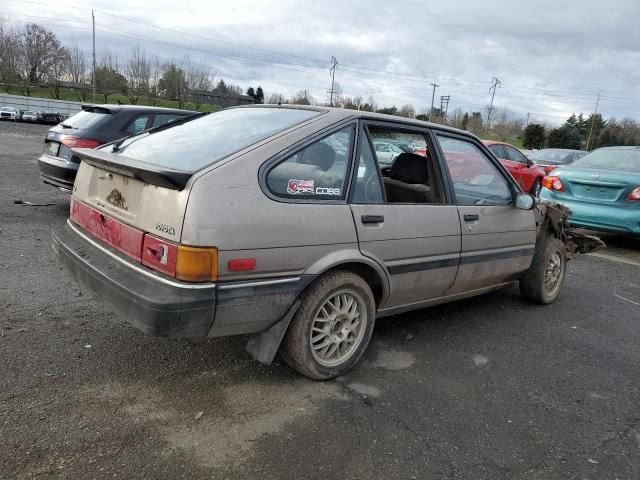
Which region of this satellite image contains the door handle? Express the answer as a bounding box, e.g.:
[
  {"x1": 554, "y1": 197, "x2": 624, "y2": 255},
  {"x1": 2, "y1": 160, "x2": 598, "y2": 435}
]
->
[
  {"x1": 361, "y1": 215, "x2": 384, "y2": 224},
  {"x1": 463, "y1": 214, "x2": 479, "y2": 222}
]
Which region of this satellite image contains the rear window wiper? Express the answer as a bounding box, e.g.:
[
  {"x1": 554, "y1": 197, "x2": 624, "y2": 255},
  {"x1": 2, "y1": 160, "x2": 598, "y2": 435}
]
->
[
  {"x1": 111, "y1": 112, "x2": 209, "y2": 153},
  {"x1": 60, "y1": 123, "x2": 75, "y2": 129}
]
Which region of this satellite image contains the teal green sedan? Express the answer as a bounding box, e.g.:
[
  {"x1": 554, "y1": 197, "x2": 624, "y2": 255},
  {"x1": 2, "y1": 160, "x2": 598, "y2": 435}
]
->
[{"x1": 539, "y1": 146, "x2": 640, "y2": 235}]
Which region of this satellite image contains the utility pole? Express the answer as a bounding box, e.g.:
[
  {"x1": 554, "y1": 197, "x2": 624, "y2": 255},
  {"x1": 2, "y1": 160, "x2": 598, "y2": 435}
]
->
[
  {"x1": 486, "y1": 77, "x2": 501, "y2": 129},
  {"x1": 92, "y1": 10, "x2": 96, "y2": 102},
  {"x1": 440, "y1": 95, "x2": 451, "y2": 121},
  {"x1": 585, "y1": 92, "x2": 601, "y2": 151},
  {"x1": 428, "y1": 82, "x2": 439, "y2": 121},
  {"x1": 328, "y1": 56, "x2": 338, "y2": 107},
  {"x1": 526, "y1": 112, "x2": 531, "y2": 127}
]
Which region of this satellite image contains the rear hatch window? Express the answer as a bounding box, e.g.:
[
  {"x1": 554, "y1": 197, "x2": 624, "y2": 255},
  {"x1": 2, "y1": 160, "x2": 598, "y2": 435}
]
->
[
  {"x1": 62, "y1": 107, "x2": 111, "y2": 129},
  {"x1": 105, "y1": 107, "x2": 320, "y2": 172},
  {"x1": 572, "y1": 148, "x2": 640, "y2": 173}
]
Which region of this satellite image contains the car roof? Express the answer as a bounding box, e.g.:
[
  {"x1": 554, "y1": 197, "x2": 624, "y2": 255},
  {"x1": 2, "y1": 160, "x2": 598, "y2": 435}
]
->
[
  {"x1": 230, "y1": 104, "x2": 479, "y2": 141},
  {"x1": 81, "y1": 104, "x2": 196, "y2": 115},
  {"x1": 596, "y1": 146, "x2": 640, "y2": 150},
  {"x1": 482, "y1": 139, "x2": 517, "y2": 147},
  {"x1": 535, "y1": 148, "x2": 582, "y2": 152}
]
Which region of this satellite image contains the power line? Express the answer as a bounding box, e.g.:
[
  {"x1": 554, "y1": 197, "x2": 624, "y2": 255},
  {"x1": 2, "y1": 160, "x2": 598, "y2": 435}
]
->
[
  {"x1": 428, "y1": 82, "x2": 439, "y2": 121},
  {"x1": 328, "y1": 56, "x2": 338, "y2": 107},
  {"x1": 486, "y1": 77, "x2": 501, "y2": 129},
  {"x1": 585, "y1": 93, "x2": 601, "y2": 151}
]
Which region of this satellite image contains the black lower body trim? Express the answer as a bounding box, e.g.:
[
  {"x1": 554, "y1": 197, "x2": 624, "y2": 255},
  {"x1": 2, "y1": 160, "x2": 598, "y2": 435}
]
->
[{"x1": 387, "y1": 247, "x2": 535, "y2": 275}]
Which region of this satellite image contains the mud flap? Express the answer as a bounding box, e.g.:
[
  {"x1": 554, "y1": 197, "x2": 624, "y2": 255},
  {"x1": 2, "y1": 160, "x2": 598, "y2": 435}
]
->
[{"x1": 246, "y1": 300, "x2": 301, "y2": 365}]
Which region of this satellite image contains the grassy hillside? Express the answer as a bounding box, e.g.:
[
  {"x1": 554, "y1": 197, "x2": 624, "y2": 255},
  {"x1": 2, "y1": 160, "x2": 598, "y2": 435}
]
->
[{"x1": 483, "y1": 132, "x2": 524, "y2": 148}]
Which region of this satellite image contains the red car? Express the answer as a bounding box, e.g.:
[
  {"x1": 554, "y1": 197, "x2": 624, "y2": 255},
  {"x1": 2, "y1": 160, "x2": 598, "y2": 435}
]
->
[{"x1": 482, "y1": 140, "x2": 546, "y2": 196}]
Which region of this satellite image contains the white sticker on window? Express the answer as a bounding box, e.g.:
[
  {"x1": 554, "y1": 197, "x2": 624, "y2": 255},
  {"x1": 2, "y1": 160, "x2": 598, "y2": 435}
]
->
[
  {"x1": 315, "y1": 187, "x2": 341, "y2": 195},
  {"x1": 357, "y1": 166, "x2": 366, "y2": 178}
]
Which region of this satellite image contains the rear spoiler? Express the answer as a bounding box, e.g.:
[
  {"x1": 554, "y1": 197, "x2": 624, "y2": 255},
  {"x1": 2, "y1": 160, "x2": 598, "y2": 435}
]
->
[{"x1": 73, "y1": 148, "x2": 192, "y2": 190}]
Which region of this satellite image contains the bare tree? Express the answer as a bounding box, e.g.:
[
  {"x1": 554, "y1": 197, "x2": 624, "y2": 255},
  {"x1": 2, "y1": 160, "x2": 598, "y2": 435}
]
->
[
  {"x1": 96, "y1": 51, "x2": 127, "y2": 103},
  {"x1": 69, "y1": 41, "x2": 89, "y2": 100},
  {"x1": 267, "y1": 92, "x2": 286, "y2": 104},
  {"x1": 148, "y1": 55, "x2": 162, "y2": 106},
  {"x1": 0, "y1": 20, "x2": 20, "y2": 92},
  {"x1": 291, "y1": 89, "x2": 314, "y2": 105},
  {"x1": 17, "y1": 23, "x2": 65, "y2": 96},
  {"x1": 397, "y1": 104, "x2": 416, "y2": 118},
  {"x1": 125, "y1": 46, "x2": 151, "y2": 104},
  {"x1": 185, "y1": 59, "x2": 212, "y2": 111},
  {"x1": 47, "y1": 46, "x2": 70, "y2": 99}
]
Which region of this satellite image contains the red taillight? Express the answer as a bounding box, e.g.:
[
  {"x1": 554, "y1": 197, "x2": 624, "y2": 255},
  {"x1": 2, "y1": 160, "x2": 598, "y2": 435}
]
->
[
  {"x1": 542, "y1": 176, "x2": 565, "y2": 192},
  {"x1": 141, "y1": 234, "x2": 217, "y2": 282},
  {"x1": 141, "y1": 234, "x2": 178, "y2": 276},
  {"x1": 61, "y1": 135, "x2": 103, "y2": 149},
  {"x1": 628, "y1": 186, "x2": 640, "y2": 201},
  {"x1": 544, "y1": 165, "x2": 557, "y2": 175}
]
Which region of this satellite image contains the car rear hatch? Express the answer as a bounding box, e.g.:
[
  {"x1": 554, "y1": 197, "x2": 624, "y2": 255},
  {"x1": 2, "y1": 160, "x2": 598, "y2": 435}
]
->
[
  {"x1": 69, "y1": 148, "x2": 218, "y2": 283},
  {"x1": 558, "y1": 168, "x2": 638, "y2": 205},
  {"x1": 44, "y1": 106, "x2": 113, "y2": 162}
]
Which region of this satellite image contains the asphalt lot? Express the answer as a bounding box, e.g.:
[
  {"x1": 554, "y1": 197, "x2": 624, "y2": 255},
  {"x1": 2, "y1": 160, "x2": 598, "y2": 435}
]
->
[{"x1": 1, "y1": 121, "x2": 639, "y2": 480}]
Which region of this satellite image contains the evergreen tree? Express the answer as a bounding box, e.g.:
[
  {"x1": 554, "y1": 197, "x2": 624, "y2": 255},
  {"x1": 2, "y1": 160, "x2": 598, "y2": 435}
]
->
[
  {"x1": 461, "y1": 112, "x2": 469, "y2": 130},
  {"x1": 255, "y1": 86, "x2": 264, "y2": 103},
  {"x1": 523, "y1": 124, "x2": 546, "y2": 149}
]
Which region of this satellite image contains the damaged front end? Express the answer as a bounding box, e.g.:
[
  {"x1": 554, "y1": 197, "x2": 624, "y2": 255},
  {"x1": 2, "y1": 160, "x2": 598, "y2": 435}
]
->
[{"x1": 534, "y1": 200, "x2": 606, "y2": 255}]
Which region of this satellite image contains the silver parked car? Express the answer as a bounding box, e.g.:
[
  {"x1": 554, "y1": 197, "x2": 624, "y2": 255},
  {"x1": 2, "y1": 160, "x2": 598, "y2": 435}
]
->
[{"x1": 52, "y1": 106, "x2": 592, "y2": 379}]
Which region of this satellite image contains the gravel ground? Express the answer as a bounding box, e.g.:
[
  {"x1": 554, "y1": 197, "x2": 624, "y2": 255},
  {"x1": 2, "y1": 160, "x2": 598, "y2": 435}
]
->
[{"x1": 1, "y1": 122, "x2": 639, "y2": 479}]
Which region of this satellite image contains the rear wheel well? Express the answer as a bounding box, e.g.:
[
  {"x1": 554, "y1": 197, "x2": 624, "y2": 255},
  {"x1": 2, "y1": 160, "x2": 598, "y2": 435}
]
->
[{"x1": 321, "y1": 262, "x2": 385, "y2": 308}]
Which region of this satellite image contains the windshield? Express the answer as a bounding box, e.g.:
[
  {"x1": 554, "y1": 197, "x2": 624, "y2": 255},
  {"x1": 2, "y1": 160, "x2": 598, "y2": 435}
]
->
[
  {"x1": 109, "y1": 107, "x2": 320, "y2": 171},
  {"x1": 529, "y1": 149, "x2": 578, "y2": 164},
  {"x1": 572, "y1": 148, "x2": 640, "y2": 173},
  {"x1": 63, "y1": 109, "x2": 110, "y2": 129}
]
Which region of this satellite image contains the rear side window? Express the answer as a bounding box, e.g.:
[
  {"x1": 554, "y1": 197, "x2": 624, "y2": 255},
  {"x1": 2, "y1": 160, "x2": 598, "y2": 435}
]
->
[
  {"x1": 266, "y1": 126, "x2": 354, "y2": 200},
  {"x1": 488, "y1": 144, "x2": 506, "y2": 159},
  {"x1": 126, "y1": 115, "x2": 150, "y2": 134},
  {"x1": 112, "y1": 107, "x2": 319, "y2": 171},
  {"x1": 62, "y1": 109, "x2": 110, "y2": 129},
  {"x1": 504, "y1": 146, "x2": 528, "y2": 163},
  {"x1": 152, "y1": 113, "x2": 184, "y2": 128}
]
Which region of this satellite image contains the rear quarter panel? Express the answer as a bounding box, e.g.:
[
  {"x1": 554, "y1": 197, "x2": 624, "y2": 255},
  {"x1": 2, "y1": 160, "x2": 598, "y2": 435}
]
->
[{"x1": 182, "y1": 116, "x2": 367, "y2": 282}]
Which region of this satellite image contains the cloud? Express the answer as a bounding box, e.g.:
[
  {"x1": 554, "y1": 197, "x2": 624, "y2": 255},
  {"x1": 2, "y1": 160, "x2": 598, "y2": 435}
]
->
[{"x1": 3, "y1": 0, "x2": 639, "y2": 122}]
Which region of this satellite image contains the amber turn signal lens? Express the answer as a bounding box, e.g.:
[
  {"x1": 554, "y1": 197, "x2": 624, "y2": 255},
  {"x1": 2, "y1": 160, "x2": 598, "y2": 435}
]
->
[{"x1": 175, "y1": 246, "x2": 218, "y2": 282}]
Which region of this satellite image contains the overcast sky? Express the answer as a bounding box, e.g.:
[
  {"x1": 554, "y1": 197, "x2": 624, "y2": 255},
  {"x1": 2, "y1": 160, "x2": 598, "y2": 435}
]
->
[{"x1": 3, "y1": 0, "x2": 640, "y2": 124}]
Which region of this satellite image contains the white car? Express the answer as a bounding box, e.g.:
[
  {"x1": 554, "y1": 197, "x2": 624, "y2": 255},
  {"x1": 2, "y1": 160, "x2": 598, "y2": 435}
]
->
[
  {"x1": 0, "y1": 107, "x2": 18, "y2": 121},
  {"x1": 21, "y1": 111, "x2": 40, "y2": 123},
  {"x1": 373, "y1": 141, "x2": 404, "y2": 166}
]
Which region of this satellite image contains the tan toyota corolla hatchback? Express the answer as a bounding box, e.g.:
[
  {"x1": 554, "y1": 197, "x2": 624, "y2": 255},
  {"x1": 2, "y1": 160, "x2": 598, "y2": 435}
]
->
[{"x1": 53, "y1": 105, "x2": 568, "y2": 379}]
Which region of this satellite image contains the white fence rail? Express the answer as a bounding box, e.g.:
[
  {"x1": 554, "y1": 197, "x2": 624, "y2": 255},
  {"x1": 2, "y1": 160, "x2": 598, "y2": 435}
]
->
[{"x1": 0, "y1": 94, "x2": 83, "y2": 116}]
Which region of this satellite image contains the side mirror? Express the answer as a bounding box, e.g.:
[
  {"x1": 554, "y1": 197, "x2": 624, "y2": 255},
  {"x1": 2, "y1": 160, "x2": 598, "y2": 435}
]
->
[{"x1": 515, "y1": 192, "x2": 535, "y2": 210}]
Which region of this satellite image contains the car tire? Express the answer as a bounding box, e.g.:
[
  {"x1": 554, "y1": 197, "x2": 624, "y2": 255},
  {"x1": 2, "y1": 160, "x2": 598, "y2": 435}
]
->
[
  {"x1": 280, "y1": 270, "x2": 376, "y2": 380},
  {"x1": 531, "y1": 178, "x2": 542, "y2": 197},
  {"x1": 519, "y1": 236, "x2": 567, "y2": 304}
]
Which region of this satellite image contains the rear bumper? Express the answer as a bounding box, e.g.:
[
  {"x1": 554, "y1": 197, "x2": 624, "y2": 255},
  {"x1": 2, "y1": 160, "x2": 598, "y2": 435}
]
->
[
  {"x1": 52, "y1": 222, "x2": 310, "y2": 338},
  {"x1": 540, "y1": 190, "x2": 640, "y2": 234},
  {"x1": 38, "y1": 153, "x2": 78, "y2": 191}
]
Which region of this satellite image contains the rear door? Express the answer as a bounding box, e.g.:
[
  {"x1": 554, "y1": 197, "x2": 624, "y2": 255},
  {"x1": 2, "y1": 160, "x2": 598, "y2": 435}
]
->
[
  {"x1": 435, "y1": 134, "x2": 536, "y2": 294},
  {"x1": 349, "y1": 122, "x2": 461, "y2": 309}
]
